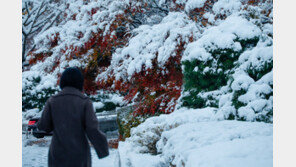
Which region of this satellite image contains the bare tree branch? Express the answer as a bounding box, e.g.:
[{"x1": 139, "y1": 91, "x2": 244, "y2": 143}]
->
[{"x1": 22, "y1": 0, "x2": 61, "y2": 63}]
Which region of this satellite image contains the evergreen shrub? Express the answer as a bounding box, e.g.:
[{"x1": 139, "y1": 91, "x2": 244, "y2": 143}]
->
[{"x1": 181, "y1": 37, "x2": 259, "y2": 109}]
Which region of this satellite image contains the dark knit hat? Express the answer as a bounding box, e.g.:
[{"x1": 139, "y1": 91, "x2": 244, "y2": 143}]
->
[{"x1": 59, "y1": 67, "x2": 84, "y2": 91}]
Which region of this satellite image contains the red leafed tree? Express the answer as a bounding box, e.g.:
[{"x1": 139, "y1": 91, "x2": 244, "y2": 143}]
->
[
  {"x1": 27, "y1": 0, "x2": 209, "y2": 115},
  {"x1": 98, "y1": 43, "x2": 185, "y2": 115},
  {"x1": 26, "y1": 0, "x2": 272, "y2": 116}
]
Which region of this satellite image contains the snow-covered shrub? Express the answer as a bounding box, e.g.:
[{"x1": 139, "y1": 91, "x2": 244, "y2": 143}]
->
[
  {"x1": 179, "y1": 0, "x2": 273, "y2": 123},
  {"x1": 120, "y1": 108, "x2": 217, "y2": 155},
  {"x1": 119, "y1": 107, "x2": 273, "y2": 167},
  {"x1": 23, "y1": 108, "x2": 40, "y2": 120},
  {"x1": 230, "y1": 44, "x2": 273, "y2": 122},
  {"x1": 22, "y1": 71, "x2": 59, "y2": 111},
  {"x1": 181, "y1": 13, "x2": 261, "y2": 108},
  {"x1": 89, "y1": 90, "x2": 124, "y2": 112}
]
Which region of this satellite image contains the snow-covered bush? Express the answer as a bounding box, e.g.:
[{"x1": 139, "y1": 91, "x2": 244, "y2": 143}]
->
[
  {"x1": 180, "y1": 0, "x2": 273, "y2": 123},
  {"x1": 90, "y1": 90, "x2": 124, "y2": 112},
  {"x1": 124, "y1": 107, "x2": 218, "y2": 154},
  {"x1": 22, "y1": 71, "x2": 59, "y2": 111},
  {"x1": 119, "y1": 107, "x2": 273, "y2": 167},
  {"x1": 22, "y1": 108, "x2": 40, "y2": 120},
  {"x1": 182, "y1": 29, "x2": 260, "y2": 108},
  {"x1": 230, "y1": 45, "x2": 273, "y2": 122}
]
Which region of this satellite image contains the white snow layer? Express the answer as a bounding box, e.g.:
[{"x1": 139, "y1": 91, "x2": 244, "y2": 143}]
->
[
  {"x1": 22, "y1": 146, "x2": 118, "y2": 167},
  {"x1": 22, "y1": 136, "x2": 118, "y2": 167},
  {"x1": 22, "y1": 70, "x2": 58, "y2": 96},
  {"x1": 93, "y1": 101, "x2": 105, "y2": 110},
  {"x1": 118, "y1": 107, "x2": 273, "y2": 167},
  {"x1": 98, "y1": 12, "x2": 199, "y2": 81},
  {"x1": 23, "y1": 108, "x2": 40, "y2": 121},
  {"x1": 182, "y1": 14, "x2": 261, "y2": 62}
]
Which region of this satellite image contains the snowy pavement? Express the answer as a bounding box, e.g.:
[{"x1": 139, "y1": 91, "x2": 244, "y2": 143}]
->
[{"x1": 22, "y1": 136, "x2": 118, "y2": 167}]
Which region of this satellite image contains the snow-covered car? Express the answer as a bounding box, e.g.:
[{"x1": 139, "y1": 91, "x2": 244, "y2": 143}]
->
[{"x1": 27, "y1": 118, "x2": 53, "y2": 138}]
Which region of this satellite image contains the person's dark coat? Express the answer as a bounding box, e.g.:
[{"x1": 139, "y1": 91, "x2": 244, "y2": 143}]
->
[{"x1": 37, "y1": 86, "x2": 109, "y2": 167}]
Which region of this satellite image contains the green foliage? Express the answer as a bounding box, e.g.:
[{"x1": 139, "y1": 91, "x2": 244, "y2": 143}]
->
[
  {"x1": 118, "y1": 114, "x2": 145, "y2": 139},
  {"x1": 182, "y1": 92, "x2": 206, "y2": 108},
  {"x1": 227, "y1": 113, "x2": 236, "y2": 120},
  {"x1": 237, "y1": 37, "x2": 259, "y2": 49},
  {"x1": 231, "y1": 49, "x2": 273, "y2": 122},
  {"x1": 116, "y1": 105, "x2": 154, "y2": 140},
  {"x1": 181, "y1": 37, "x2": 260, "y2": 109},
  {"x1": 22, "y1": 76, "x2": 59, "y2": 111},
  {"x1": 232, "y1": 89, "x2": 248, "y2": 110},
  {"x1": 247, "y1": 60, "x2": 273, "y2": 81},
  {"x1": 206, "y1": 94, "x2": 219, "y2": 108},
  {"x1": 182, "y1": 59, "x2": 229, "y2": 93},
  {"x1": 256, "y1": 108, "x2": 273, "y2": 123}
]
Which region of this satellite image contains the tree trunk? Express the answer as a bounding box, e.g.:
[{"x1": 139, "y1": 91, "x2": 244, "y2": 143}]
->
[{"x1": 22, "y1": 36, "x2": 27, "y2": 63}]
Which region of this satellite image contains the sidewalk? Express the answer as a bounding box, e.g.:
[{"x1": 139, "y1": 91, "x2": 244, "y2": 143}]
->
[{"x1": 22, "y1": 135, "x2": 118, "y2": 167}]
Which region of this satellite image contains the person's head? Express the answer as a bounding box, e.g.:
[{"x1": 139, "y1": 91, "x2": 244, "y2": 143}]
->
[{"x1": 60, "y1": 67, "x2": 84, "y2": 91}]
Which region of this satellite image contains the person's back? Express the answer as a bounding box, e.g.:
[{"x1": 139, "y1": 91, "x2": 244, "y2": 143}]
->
[{"x1": 37, "y1": 68, "x2": 109, "y2": 167}]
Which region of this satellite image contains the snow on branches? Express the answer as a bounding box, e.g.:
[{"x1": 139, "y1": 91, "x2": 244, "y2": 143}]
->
[
  {"x1": 24, "y1": 0, "x2": 273, "y2": 120},
  {"x1": 22, "y1": 0, "x2": 62, "y2": 63}
]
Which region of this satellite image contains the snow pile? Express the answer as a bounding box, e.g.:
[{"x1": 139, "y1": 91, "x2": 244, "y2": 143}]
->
[
  {"x1": 93, "y1": 102, "x2": 105, "y2": 110},
  {"x1": 157, "y1": 121, "x2": 272, "y2": 167},
  {"x1": 212, "y1": 0, "x2": 242, "y2": 16},
  {"x1": 104, "y1": 92, "x2": 125, "y2": 105},
  {"x1": 184, "y1": 0, "x2": 207, "y2": 13},
  {"x1": 118, "y1": 107, "x2": 273, "y2": 167}
]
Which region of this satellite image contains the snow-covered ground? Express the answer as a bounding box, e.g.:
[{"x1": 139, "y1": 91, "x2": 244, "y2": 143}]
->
[
  {"x1": 22, "y1": 108, "x2": 273, "y2": 167},
  {"x1": 22, "y1": 136, "x2": 118, "y2": 167}
]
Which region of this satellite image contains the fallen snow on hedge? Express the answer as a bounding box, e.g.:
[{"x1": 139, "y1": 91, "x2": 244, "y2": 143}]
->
[{"x1": 118, "y1": 107, "x2": 272, "y2": 167}]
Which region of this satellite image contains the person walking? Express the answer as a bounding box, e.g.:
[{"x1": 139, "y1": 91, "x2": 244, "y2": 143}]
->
[{"x1": 37, "y1": 67, "x2": 109, "y2": 167}]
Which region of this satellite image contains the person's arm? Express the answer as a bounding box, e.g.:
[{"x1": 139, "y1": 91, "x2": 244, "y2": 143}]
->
[
  {"x1": 37, "y1": 99, "x2": 53, "y2": 133},
  {"x1": 84, "y1": 99, "x2": 109, "y2": 158}
]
